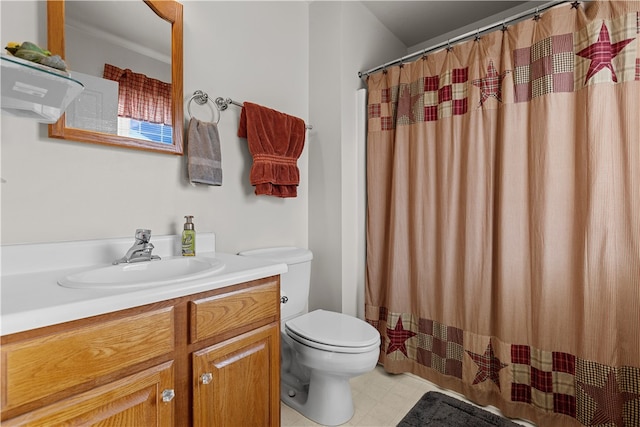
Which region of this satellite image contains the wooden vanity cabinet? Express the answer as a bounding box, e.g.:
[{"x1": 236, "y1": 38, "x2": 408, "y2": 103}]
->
[
  {"x1": 193, "y1": 325, "x2": 279, "y2": 426},
  {"x1": 190, "y1": 282, "x2": 280, "y2": 427},
  {"x1": 2, "y1": 362, "x2": 175, "y2": 427},
  {"x1": 1, "y1": 307, "x2": 176, "y2": 426},
  {"x1": 1, "y1": 276, "x2": 281, "y2": 427}
]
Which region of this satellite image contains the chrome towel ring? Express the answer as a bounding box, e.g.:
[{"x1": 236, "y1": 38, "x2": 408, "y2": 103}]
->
[{"x1": 187, "y1": 90, "x2": 220, "y2": 124}]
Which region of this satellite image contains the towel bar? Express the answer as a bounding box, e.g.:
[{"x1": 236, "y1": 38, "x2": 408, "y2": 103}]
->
[{"x1": 214, "y1": 97, "x2": 313, "y2": 130}]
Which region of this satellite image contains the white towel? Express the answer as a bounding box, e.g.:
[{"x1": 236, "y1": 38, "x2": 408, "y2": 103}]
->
[{"x1": 187, "y1": 118, "x2": 222, "y2": 186}]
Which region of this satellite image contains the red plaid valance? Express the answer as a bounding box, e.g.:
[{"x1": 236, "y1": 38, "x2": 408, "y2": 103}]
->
[{"x1": 103, "y1": 63, "x2": 172, "y2": 126}]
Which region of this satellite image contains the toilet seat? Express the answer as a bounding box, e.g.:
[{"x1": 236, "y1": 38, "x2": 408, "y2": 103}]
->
[{"x1": 285, "y1": 309, "x2": 380, "y2": 354}]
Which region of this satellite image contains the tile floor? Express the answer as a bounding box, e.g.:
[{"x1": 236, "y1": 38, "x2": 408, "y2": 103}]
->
[{"x1": 280, "y1": 365, "x2": 537, "y2": 427}]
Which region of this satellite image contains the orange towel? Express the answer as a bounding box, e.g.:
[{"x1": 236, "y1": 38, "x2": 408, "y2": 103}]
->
[{"x1": 238, "y1": 102, "x2": 306, "y2": 198}]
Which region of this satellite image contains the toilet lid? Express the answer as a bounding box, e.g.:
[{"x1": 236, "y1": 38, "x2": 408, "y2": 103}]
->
[{"x1": 285, "y1": 310, "x2": 380, "y2": 352}]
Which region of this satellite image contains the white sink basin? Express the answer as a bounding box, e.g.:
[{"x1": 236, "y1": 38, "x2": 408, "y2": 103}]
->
[{"x1": 58, "y1": 256, "x2": 225, "y2": 289}]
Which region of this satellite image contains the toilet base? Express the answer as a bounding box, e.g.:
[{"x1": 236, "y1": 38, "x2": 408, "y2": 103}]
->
[{"x1": 281, "y1": 370, "x2": 354, "y2": 426}]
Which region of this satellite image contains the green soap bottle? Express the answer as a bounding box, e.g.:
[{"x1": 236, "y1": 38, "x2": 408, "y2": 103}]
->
[{"x1": 182, "y1": 215, "x2": 196, "y2": 256}]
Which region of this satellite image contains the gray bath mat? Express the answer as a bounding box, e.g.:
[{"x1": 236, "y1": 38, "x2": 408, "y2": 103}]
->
[{"x1": 397, "y1": 391, "x2": 521, "y2": 427}]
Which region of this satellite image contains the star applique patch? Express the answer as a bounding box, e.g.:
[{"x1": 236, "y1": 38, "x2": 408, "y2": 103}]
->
[
  {"x1": 386, "y1": 316, "x2": 416, "y2": 357},
  {"x1": 472, "y1": 60, "x2": 510, "y2": 106},
  {"x1": 576, "y1": 22, "x2": 634, "y2": 84},
  {"x1": 395, "y1": 83, "x2": 424, "y2": 126},
  {"x1": 579, "y1": 370, "x2": 640, "y2": 427},
  {"x1": 467, "y1": 339, "x2": 508, "y2": 390}
]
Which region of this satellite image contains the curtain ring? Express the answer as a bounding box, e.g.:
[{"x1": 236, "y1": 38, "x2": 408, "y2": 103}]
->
[
  {"x1": 446, "y1": 39, "x2": 453, "y2": 52},
  {"x1": 475, "y1": 29, "x2": 481, "y2": 42},
  {"x1": 533, "y1": 7, "x2": 541, "y2": 21},
  {"x1": 501, "y1": 20, "x2": 508, "y2": 32}
]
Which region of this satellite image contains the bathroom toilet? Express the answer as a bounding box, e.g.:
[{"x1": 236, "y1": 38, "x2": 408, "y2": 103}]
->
[{"x1": 238, "y1": 247, "x2": 380, "y2": 426}]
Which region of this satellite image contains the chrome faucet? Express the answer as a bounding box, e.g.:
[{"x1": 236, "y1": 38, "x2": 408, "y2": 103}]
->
[{"x1": 113, "y1": 229, "x2": 161, "y2": 265}]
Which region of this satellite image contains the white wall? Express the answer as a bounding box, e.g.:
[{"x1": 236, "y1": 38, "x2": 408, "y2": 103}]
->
[
  {"x1": 308, "y1": 2, "x2": 406, "y2": 316},
  {"x1": 66, "y1": 25, "x2": 171, "y2": 83},
  {"x1": 1, "y1": 1, "x2": 309, "y2": 256}
]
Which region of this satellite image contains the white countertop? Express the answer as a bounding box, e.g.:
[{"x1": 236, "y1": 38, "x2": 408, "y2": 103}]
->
[{"x1": 1, "y1": 234, "x2": 286, "y2": 336}]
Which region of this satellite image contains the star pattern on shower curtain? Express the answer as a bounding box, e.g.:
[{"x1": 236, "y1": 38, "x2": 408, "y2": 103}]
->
[
  {"x1": 386, "y1": 317, "x2": 416, "y2": 357},
  {"x1": 472, "y1": 60, "x2": 510, "y2": 106},
  {"x1": 395, "y1": 83, "x2": 424, "y2": 126},
  {"x1": 578, "y1": 370, "x2": 640, "y2": 427},
  {"x1": 576, "y1": 22, "x2": 635, "y2": 84},
  {"x1": 467, "y1": 339, "x2": 508, "y2": 390}
]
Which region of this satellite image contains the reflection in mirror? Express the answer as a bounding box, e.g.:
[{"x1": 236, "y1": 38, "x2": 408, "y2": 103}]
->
[
  {"x1": 66, "y1": 2, "x2": 172, "y2": 143},
  {"x1": 47, "y1": 0, "x2": 184, "y2": 155}
]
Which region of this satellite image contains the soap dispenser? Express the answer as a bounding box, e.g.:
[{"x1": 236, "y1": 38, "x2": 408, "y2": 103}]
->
[{"x1": 182, "y1": 216, "x2": 196, "y2": 256}]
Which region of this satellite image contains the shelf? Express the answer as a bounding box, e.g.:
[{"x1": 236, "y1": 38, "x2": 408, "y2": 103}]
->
[{"x1": 1, "y1": 54, "x2": 84, "y2": 123}]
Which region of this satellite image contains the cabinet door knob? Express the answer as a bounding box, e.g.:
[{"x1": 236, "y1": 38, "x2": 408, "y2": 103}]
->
[
  {"x1": 281, "y1": 296, "x2": 289, "y2": 304},
  {"x1": 201, "y1": 373, "x2": 213, "y2": 385},
  {"x1": 162, "y1": 389, "x2": 175, "y2": 402}
]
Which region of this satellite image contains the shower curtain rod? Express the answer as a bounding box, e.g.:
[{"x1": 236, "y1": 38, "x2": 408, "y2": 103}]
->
[{"x1": 358, "y1": 0, "x2": 568, "y2": 78}]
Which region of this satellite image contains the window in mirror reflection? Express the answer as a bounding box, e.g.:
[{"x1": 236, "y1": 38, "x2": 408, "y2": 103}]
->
[{"x1": 118, "y1": 118, "x2": 173, "y2": 144}]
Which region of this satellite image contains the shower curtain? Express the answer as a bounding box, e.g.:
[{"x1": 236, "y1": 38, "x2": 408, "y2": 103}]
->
[{"x1": 365, "y1": 2, "x2": 639, "y2": 426}]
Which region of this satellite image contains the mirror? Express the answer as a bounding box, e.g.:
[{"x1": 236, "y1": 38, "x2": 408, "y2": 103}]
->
[{"x1": 47, "y1": 0, "x2": 184, "y2": 155}]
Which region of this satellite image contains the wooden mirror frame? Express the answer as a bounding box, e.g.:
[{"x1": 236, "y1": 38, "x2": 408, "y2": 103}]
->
[{"x1": 47, "y1": 0, "x2": 184, "y2": 155}]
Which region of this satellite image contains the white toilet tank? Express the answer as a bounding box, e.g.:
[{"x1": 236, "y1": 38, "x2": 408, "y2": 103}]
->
[{"x1": 237, "y1": 247, "x2": 313, "y2": 322}]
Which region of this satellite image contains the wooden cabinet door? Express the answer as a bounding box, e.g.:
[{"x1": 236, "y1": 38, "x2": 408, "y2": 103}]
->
[
  {"x1": 193, "y1": 324, "x2": 280, "y2": 427},
  {"x1": 1, "y1": 307, "x2": 174, "y2": 413},
  {"x1": 3, "y1": 362, "x2": 174, "y2": 427}
]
